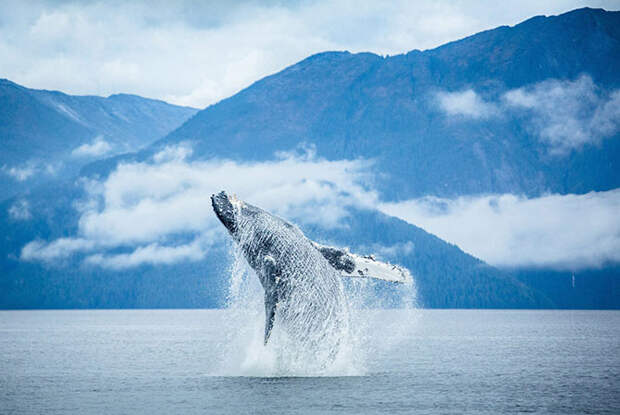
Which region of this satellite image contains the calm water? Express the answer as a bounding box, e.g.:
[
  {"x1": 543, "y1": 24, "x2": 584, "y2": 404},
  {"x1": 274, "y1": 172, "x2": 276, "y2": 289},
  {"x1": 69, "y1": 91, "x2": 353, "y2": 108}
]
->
[{"x1": 1, "y1": 309, "x2": 619, "y2": 414}]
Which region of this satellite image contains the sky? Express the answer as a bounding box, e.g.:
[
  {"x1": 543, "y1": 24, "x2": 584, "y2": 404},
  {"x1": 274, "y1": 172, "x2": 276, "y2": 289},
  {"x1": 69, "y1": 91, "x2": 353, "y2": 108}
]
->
[{"x1": 1, "y1": 0, "x2": 618, "y2": 108}]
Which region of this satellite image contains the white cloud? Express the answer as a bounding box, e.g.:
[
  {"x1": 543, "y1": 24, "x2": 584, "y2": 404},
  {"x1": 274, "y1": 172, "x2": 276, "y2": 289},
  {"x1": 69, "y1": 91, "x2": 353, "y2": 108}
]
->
[
  {"x1": 436, "y1": 89, "x2": 498, "y2": 119},
  {"x1": 1, "y1": 161, "x2": 62, "y2": 181},
  {"x1": 21, "y1": 238, "x2": 96, "y2": 261},
  {"x1": 21, "y1": 142, "x2": 620, "y2": 271},
  {"x1": 435, "y1": 76, "x2": 620, "y2": 154},
  {"x1": 152, "y1": 143, "x2": 193, "y2": 163},
  {"x1": 1, "y1": 1, "x2": 614, "y2": 107},
  {"x1": 2, "y1": 164, "x2": 36, "y2": 181},
  {"x1": 22, "y1": 145, "x2": 377, "y2": 268},
  {"x1": 84, "y1": 241, "x2": 206, "y2": 270},
  {"x1": 8, "y1": 200, "x2": 32, "y2": 221},
  {"x1": 503, "y1": 75, "x2": 620, "y2": 153},
  {"x1": 71, "y1": 136, "x2": 113, "y2": 157},
  {"x1": 380, "y1": 190, "x2": 620, "y2": 270}
]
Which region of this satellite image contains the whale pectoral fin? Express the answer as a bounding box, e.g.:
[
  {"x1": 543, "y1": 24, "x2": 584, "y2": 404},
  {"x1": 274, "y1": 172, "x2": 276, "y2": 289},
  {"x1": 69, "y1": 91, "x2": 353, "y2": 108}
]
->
[
  {"x1": 262, "y1": 256, "x2": 279, "y2": 345},
  {"x1": 312, "y1": 242, "x2": 413, "y2": 284},
  {"x1": 341, "y1": 252, "x2": 413, "y2": 284},
  {"x1": 311, "y1": 242, "x2": 356, "y2": 273}
]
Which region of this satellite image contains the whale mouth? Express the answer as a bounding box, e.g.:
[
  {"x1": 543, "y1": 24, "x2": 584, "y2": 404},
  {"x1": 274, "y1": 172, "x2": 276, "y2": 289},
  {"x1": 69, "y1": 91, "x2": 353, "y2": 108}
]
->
[{"x1": 211, "y1": 191, "x2": 239, "y2": 234}]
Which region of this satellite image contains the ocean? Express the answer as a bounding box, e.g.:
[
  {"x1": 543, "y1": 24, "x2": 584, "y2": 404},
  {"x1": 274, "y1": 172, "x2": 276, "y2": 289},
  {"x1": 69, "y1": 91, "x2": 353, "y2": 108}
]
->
[{"x1": 1, "y1": 309, "x2": 618, "y2": 414}]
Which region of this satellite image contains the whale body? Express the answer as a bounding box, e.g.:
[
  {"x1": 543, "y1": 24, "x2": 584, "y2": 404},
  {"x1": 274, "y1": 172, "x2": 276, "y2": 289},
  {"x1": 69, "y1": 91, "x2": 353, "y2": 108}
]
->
[{"x1": 211, "y1": 191, "x2": 412, "y2": 350}]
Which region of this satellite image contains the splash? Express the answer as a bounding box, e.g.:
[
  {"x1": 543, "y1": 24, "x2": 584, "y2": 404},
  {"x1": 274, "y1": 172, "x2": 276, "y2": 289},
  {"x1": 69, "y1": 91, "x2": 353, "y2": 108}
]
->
[{"x1": 211, "y1": 202, "x2": 418, "y2": 377}]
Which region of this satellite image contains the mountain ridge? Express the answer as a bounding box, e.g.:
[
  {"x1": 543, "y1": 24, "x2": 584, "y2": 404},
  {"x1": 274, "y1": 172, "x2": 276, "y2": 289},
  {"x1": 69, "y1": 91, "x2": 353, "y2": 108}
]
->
[
  {"x1": 0, "y1": 79, "x2": 198, "y2": 200},
  {"x1": 123, "y1": 7, "x2": 620, "y2": 202},
  {"x1": 1, "y1": 7, "x2": 618, "y2": 309}
]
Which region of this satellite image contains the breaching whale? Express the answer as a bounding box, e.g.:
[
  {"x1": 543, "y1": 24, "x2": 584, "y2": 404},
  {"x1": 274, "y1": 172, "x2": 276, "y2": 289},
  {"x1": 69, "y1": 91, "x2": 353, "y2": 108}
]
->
[{"x1": 211, "y1": 191, "x2": 412, "y2": 348}]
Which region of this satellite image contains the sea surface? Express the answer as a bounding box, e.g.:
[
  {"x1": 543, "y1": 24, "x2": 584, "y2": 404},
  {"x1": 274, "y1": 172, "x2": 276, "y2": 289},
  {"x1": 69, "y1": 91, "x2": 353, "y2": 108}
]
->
[{"x1": 1, "y1": 309, "x2": 619, "y2": 414}]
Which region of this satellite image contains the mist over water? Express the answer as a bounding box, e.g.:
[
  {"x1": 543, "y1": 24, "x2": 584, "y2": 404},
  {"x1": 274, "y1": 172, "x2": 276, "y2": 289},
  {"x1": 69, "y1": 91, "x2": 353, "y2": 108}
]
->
[{"x1": 213, "y1": 236, "x2": 418, "y2": 377}]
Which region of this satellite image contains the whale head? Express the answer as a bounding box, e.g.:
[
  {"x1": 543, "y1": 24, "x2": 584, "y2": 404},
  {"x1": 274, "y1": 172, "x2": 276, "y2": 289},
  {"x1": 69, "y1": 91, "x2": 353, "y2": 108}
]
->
[{"x1": 211, "y1": 191, "x2": 242, "y2": 235}]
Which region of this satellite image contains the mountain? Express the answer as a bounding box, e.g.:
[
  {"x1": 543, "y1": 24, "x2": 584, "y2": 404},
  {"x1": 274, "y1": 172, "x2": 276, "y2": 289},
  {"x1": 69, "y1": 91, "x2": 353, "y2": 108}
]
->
[
  {"x1": 121, "y1": 7, "x2": 617, "y2": 201},
  {"x1": 0, "y1": 79, "x2": 198, "y2": 200},
  {"x1": 1, "y1": 7, "x2": 618, "y2": 310}
]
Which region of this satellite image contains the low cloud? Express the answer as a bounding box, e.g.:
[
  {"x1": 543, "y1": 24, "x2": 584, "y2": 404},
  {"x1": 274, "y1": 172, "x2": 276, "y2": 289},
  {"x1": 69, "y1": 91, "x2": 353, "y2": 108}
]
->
[
  {"x1": 2, "y1": 164, "x2": 36, "y2": 181},
  {"x1": 84, "y1": 241, "x2": 206, "y2": 270},
  {"x1": 380, "y1": 190, "x2": 620, "y2": 270},
  {"x1": 22, "y1": 145, "x2": 376, "y2": 269},
  {"x1": 2, "y1": 161, "x2": 61, "y2": 181},
  {"x1": 21, "y1": 238, "x2": 96, "y2": 261},
  {"x1": 8, "y1": 200, "x2": 32, "y2": 221},
  {"x1": 437, "y1": 76, "x2": 620, "y2": 155},
  {"x1": 21, "y1": 141, "x2": 620, "y2": 271},
  {"x1": 436, "y1": 89, "x2": 498, "y2": 119},
  {"x1": 72, "y1": 136, "x2": 113, "y2": 157},
  {"x1": 152, "y1": 143, "x2": 193, "y2": 163},
  {"x1": 503, "y1": 75, "x2": 620, "y2": 154}
]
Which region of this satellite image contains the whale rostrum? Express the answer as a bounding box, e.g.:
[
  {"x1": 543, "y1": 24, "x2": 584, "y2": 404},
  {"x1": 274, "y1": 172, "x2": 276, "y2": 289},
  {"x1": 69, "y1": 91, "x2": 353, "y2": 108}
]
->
[{"x1": 211, "y1": 191, "x2": 412, "y2": 345}]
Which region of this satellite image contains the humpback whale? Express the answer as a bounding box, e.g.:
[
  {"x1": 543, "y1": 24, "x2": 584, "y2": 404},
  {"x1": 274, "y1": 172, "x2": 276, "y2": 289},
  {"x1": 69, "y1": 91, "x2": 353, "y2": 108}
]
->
[{"x1": 211, "y1": 191, "x2": 411, "y2": 350}]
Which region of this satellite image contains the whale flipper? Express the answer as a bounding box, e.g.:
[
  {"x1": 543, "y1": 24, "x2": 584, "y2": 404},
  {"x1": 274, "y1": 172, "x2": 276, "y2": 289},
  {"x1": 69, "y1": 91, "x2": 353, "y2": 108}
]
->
[
  {"x1": 262, "y1": 256, "x2": 279, "y2": 344},
  {"x1": 312, "y1": 242, "x2": 412, "y2": 284}
]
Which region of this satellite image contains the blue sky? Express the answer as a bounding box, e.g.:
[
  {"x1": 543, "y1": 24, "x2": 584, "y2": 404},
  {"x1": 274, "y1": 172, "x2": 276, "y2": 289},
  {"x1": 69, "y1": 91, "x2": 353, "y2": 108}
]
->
[{"x1": 1, "y1": 0, "x2": 618, "y2": 107}]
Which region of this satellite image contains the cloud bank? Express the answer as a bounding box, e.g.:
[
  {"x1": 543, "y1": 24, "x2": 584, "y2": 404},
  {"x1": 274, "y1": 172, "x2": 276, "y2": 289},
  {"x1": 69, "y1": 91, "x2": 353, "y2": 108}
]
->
[
  {"x1": 22, "y1": 145, "x2": 376, "y2": 268},
  {"x1": 2, "y1": 0, "x2": 614, "y2": 107},
  {"x1": 380, "y1": 190, "x2": 620, "y2": 270},
  {"x1": 23, "y1": 143, "x2": 620, "y2": 271}
]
